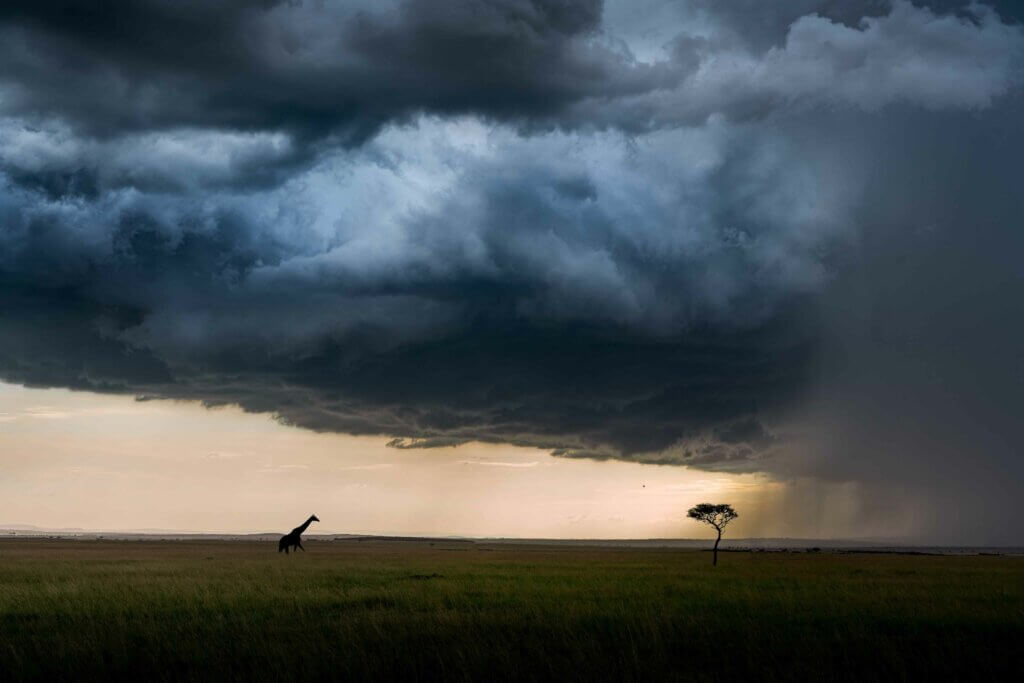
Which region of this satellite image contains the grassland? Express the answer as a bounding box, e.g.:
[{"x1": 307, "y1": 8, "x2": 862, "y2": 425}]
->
[{"x1": 0, "y1": 539, "x2": 1021, "y2": 682}]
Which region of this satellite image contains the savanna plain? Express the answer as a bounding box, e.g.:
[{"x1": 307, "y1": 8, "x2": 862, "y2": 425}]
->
[{"x1": 1, "y1": 538, "x2": 1021, "y2": 682}]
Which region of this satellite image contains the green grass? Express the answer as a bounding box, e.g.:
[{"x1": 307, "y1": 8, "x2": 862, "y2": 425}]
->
[{"x1": 1, "y1": 539, "x2": 1022, "y2": 681}]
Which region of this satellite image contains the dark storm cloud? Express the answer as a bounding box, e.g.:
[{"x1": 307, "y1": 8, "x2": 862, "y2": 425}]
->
[
  {"x1": 0, "y1": 0, "x2": 678, "y2": 199},
  {"x1": 1, "y1": 1, "x2": 1024, "y2": 540},
  {"x1": 1, "y1": 1, "x2": 1017, "y2": 152},
  {"x1": 0, "y1": 286, "x2": 813, "y2": 465},
  {"x1": 0, "y1": 0, "x2": 664, "y2": 141},
  {"x1": 678, "y1": 0, "x2": 1024, "y2": 53},
  {"x1": 0, "y1": 0, "x2": 1017, "y2": 209},
  {"x1": 0, "y1": 114, "x2": 827, "y2": 467}
]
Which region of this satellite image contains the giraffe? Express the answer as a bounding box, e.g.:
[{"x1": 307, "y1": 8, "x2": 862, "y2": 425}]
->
[{"x1": 278, "y1": 514, "x2": 319, "y2": 554}]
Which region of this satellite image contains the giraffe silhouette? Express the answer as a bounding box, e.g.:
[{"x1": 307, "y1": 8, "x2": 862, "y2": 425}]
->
[{"x1": 278, "y1": 514, "x2": 319, "y2": 554}]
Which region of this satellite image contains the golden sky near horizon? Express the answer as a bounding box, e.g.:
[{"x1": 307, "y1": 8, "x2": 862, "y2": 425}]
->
[{"x1": 0, "y1": 381, "x2": 895, "y2": 539}]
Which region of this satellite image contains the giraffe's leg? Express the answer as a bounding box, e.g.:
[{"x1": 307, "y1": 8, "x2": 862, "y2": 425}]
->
[{"x1": 297, "y1": 540, "x2": 305, "y2": 551}]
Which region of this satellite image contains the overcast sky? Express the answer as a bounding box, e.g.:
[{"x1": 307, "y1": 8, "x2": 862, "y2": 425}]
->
[{"x1": 1, "y1": 1, "x2": 1022, "y2": 542}]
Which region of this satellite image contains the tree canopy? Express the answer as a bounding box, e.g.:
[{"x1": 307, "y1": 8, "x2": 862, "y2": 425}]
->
[{"x1": 686, "y1": 503, "x2": 738, "y2": 530}]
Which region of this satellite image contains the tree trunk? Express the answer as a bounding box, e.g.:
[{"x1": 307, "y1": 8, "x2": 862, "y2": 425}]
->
[{"x1": 713, "y1": 528, "x2": 721, "y2": 566}]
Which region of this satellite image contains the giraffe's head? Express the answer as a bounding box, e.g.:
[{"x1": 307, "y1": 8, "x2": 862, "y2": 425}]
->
[{"x1": 310, "y1": 515, "x2": 320, "y2": 523}]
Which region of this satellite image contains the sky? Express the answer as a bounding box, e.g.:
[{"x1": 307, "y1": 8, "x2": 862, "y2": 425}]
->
[{"x1": 1, "y1": 1, "x2": 1022, "y2": 542}]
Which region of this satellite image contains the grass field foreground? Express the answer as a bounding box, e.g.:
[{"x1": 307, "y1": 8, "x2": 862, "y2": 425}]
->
[{"x1": 1, "y1": 539, "x2": 1022, "y2": 681}]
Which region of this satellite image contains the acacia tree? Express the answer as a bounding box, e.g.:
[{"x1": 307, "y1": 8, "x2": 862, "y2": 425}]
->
[{"x1": 687, "y1": 503, "x2": 738, "y2": 566}]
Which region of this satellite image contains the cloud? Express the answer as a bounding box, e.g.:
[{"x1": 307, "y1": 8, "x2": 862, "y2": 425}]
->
[
  {"x1": 579, "y1": 0, "x2": 1024, "y2": 130},
  {"x1": 0, "y1": 1, "x2": 1023, "y2": 540},
  {"x1": 0, "y1": 110, "x2": 833, "y2": 467},
  {"x1": 0, "y1": 1, "x2": 1017, "y2": 150},
  {"x1": 0, "y1": 0, "x2": 659, "y2": 142},
  {"x1": 0, "y1": 115, "x2": 856, "y2": 347}
]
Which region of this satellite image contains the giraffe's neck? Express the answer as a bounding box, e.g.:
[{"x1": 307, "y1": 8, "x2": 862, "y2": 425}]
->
[{"x1": 294, "y1": 516, "x2": 316, "y2": 535}]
